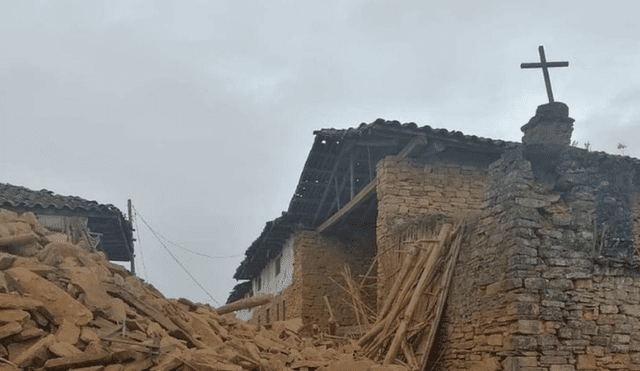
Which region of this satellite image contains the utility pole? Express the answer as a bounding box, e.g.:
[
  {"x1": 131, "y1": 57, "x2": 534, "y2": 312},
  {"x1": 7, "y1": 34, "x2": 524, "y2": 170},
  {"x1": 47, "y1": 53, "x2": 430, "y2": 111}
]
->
[{"x1": 128, "y1": 199, "x2": 135, "y2": 274}]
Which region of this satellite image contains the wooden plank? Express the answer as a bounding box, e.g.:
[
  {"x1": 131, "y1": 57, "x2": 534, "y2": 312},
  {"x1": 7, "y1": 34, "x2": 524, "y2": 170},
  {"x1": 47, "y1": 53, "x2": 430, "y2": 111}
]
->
[{"x1": 316, "y1": 178, "x2": 377, "y2": 233}]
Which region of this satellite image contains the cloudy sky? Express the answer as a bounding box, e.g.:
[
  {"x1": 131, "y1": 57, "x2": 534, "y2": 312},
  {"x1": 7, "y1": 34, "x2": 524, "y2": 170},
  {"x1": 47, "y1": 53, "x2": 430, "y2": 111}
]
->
[{"x1": 1, "y1": 1, "x2": 639, "y2": 306}]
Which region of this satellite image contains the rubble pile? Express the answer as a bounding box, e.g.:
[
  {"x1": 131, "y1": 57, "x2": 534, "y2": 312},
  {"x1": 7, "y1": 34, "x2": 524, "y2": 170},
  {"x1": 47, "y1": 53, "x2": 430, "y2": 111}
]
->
[{"x1": 0, "y1": 209, "x2": 408, "y2": 371}]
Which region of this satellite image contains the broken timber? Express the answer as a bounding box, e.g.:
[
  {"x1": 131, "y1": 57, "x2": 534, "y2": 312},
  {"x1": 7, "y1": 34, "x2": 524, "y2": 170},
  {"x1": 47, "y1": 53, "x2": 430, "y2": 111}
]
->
[
  {"x1": 316, "y1": 136, "x2": 426, "y2": 233},
  {"x1": 215, "y1": 294, "x2": 274, "y2": 315}
]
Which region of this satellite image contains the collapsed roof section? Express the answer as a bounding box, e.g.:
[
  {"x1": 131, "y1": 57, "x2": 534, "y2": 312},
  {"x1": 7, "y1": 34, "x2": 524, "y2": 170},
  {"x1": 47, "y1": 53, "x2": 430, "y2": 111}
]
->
[
  {"x1": 233, "y1": 118, "x2": 519, "y2": 281},
  {"x1": 0, "y1": 183, "x2": 134, "y2": 262}
]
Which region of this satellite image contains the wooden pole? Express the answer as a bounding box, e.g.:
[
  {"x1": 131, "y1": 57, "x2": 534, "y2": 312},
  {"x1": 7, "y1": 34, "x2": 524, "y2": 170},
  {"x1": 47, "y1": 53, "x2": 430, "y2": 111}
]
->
[
  {"x1": 128, "y1": 199, "x2": 135, "y2": 275},
  {"x1": 214, "y1": 294, "x2": 274, "y2": 315}
]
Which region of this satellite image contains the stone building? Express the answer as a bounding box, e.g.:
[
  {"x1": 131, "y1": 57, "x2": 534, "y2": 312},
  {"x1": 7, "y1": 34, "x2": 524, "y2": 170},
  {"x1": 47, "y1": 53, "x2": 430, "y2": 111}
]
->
[{"x1": 229, "y1": 100, "x2": 640, "y2": 370}]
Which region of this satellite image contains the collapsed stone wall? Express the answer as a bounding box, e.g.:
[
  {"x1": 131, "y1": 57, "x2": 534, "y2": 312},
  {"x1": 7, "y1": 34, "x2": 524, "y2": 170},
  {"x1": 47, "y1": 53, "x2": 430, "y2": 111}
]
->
[{"x1": 375, "y1": 156, "x2": 487, "y2": 308}]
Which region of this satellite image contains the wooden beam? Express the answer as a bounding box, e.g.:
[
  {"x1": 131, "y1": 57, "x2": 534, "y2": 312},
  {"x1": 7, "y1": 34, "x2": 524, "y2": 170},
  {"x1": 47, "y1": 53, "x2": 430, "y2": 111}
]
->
[
  {"x1": 397, "y1": 136, "x2": 427, "y2": 158},
  {"x1": 215, "y1": 294, "x2": 274, "y2": 315},
  {"x1": 353, "y1": 139, "x2": 400, "y2": 147},
  {"x1": 334, "y1": 177, "x2": 341, "y2": 210},
  {"x1": 325, "y1": 170, "x2": 350, "y2": 221},
  {"x1": 316, "y1": 136, "x2": 426, "y2": 233},
  {"x1": 350, "y1": 151, "x2": 355, "y2": 200},
  {"x1": 312, "y1": 144, "x2": 352, "y2": 225},
  {"x1": 316, "y1": 178, "x2": 378, "y2": 233}
]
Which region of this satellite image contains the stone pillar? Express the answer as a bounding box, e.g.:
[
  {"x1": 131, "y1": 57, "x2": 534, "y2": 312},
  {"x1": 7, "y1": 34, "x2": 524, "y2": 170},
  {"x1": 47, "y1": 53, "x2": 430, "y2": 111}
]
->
[{"x1": 521, "y1": 102, "x2": 574, "y2": 148}]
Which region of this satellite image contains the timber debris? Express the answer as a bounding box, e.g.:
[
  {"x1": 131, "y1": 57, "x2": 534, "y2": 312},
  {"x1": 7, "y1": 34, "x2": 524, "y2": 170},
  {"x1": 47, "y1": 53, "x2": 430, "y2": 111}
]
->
[
  {"x1": 0, "y1": 208, "x2": 407, "y2": 371},
  {"x1": 356, "y1": 218, "x2": 467, "y2": 370}
]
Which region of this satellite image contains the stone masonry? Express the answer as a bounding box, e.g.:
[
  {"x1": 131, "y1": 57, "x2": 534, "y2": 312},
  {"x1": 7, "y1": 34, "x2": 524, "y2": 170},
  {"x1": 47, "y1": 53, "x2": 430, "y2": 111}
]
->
[{"x1": 375, "y1": 156, "x2": 487, "y2": 307}]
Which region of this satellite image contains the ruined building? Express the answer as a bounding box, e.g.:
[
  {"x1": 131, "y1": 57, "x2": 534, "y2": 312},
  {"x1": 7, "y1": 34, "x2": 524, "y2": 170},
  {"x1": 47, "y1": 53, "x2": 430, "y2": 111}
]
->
[
  {"x1": 0, "y1": 184, "x2": 135, "y2": 268},
  {"x1": 229, "y1": 49, "x2": 640, "y2": 369}
]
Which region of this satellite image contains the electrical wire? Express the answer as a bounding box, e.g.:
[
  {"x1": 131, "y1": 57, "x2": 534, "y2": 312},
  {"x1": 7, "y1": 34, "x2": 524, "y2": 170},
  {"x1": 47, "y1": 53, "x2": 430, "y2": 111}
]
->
[
  {"x1": 131, "y1": 205, "x2": 221, "y2": 306},
  {"x1": 131, "y1": 205, "x2": 243, "y2": 259}
]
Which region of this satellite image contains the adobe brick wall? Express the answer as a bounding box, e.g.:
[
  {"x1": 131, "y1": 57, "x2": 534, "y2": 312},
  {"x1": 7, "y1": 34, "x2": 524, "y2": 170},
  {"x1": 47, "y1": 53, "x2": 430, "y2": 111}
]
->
[
  {"x1": 375, "y1": 156, "x2": 487, "y2": 307},
  {"x1": 249, "y1": 284, "x2": 295, "y2": 327},
  {"x1": 293, "y1": 230, "x2": 376, "y2": 330}
]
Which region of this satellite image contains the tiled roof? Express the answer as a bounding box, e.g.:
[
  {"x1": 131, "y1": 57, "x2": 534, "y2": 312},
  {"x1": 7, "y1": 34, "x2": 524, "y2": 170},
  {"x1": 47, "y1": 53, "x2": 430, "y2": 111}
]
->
[
  {"x1": 313, "y1": 119, "x2": 519, "y2": 149},
  {"x1": 0, "y1": 182, "x2": 134, "y2": 262},
  {"x1": 0, "y1": 183, "x2": 121, "y2": 214},
  {"x1": 231, "y1": 119, "x2": 519, "y2": 289}
]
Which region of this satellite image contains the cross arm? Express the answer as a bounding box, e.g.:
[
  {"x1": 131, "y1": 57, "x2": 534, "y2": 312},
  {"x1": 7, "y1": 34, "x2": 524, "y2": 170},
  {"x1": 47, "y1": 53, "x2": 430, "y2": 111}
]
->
[{"x1": 521, "y1": 61, "x2": 569, "y2": 69}]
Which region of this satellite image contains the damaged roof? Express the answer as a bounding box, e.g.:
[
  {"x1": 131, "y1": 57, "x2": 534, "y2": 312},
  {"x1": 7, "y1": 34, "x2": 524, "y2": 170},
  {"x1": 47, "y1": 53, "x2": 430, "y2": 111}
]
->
[
  {"x1": 0, "y1": 183, "x2": 121, "y2": 213},
  {"x1": 0, "y1": 182, "x2": 134, "y2": 262},
  {"x1": 232, "y1": 119, "x2": 519, "y2": 284}
]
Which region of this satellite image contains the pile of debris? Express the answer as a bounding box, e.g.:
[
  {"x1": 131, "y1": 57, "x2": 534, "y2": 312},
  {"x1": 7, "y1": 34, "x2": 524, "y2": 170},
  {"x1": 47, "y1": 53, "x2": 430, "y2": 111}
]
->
[{"x1": 0, "y1": 208, "x2": 408, "y2": 371}]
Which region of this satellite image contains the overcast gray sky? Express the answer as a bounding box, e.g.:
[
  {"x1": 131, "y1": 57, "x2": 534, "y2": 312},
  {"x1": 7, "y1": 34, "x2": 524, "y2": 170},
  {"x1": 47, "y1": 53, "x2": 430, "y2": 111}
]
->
[{"x1": 1, "y1": 1, "x2": 639, "y2": 306}]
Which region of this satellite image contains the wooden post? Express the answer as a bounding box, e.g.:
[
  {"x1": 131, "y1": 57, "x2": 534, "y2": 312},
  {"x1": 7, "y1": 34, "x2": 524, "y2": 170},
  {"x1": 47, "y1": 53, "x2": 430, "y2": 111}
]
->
[{"x1": 128, "y1": 199, "x2": 135, "y2": 275}]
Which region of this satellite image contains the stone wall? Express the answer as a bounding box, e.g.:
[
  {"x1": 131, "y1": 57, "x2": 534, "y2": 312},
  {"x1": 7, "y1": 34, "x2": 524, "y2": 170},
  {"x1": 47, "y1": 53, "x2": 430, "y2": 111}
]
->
[
  {"x1": 433, "y1": 146, "x2": 640, "y2": 370},
  {"x1": 375, "y1": 156, "x2": 487, "y2": 307}
]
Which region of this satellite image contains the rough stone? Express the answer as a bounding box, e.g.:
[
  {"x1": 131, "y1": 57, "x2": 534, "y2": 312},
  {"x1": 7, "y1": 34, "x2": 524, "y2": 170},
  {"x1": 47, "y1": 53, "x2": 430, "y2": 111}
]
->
[{"x1": 4, "y1": 267, "x2": 92, "y2": 326}]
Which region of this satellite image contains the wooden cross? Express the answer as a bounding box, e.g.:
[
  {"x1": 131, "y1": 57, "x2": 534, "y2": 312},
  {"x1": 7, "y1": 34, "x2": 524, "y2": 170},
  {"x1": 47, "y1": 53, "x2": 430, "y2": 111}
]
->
[{"x1": 521, "y1": 45, "x2": 569, "y2": 103}]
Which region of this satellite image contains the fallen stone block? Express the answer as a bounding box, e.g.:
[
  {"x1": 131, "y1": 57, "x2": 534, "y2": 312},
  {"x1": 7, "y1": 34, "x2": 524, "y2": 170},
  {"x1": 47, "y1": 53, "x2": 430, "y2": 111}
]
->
[
  {"x1": 66, "y1": 266, "x2": 113, "y2": 312},
  {"x1": 43, "y1": 347, "x2": 111, "y2": 370},
  {"x1": 317, "y1": 359, "x2": 375, "y2": 371},
  {"x1": 15, "y1": 326, "x2": 46, "y2": 341},
  {"x1": 49, "y1": 341, "x2": 83, "y2": 357},
  {"x1": 0, "y1": 309, "x2": 29, "y2": 324},
  {"x1": 5, "y1": 267, "x2": 92, "y2": 326},
  {"x1": 13, "y1": 333, "x2": 56, "y2": 368},
  {"x1": 80, "y1": 327, "x2": 100, "y2": 343},
  {"x1": 0, "y1": 322, "x2": 22, "y2": 340},
  {"x1": 0, "y1": 253, "x2": 16, "y2": 270},
  {"x1": 121, "y1": 358, "x2": 154, "y2": 371},
  {"x1": 185, "y1": 311, "x2": 223, "y2": 348},
  {"x1": 0, "y1": 293, "x2": 43, "y2": 310},
  {"x1": 56, "y1": 318, "x2": 81, "y2": 345}
]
